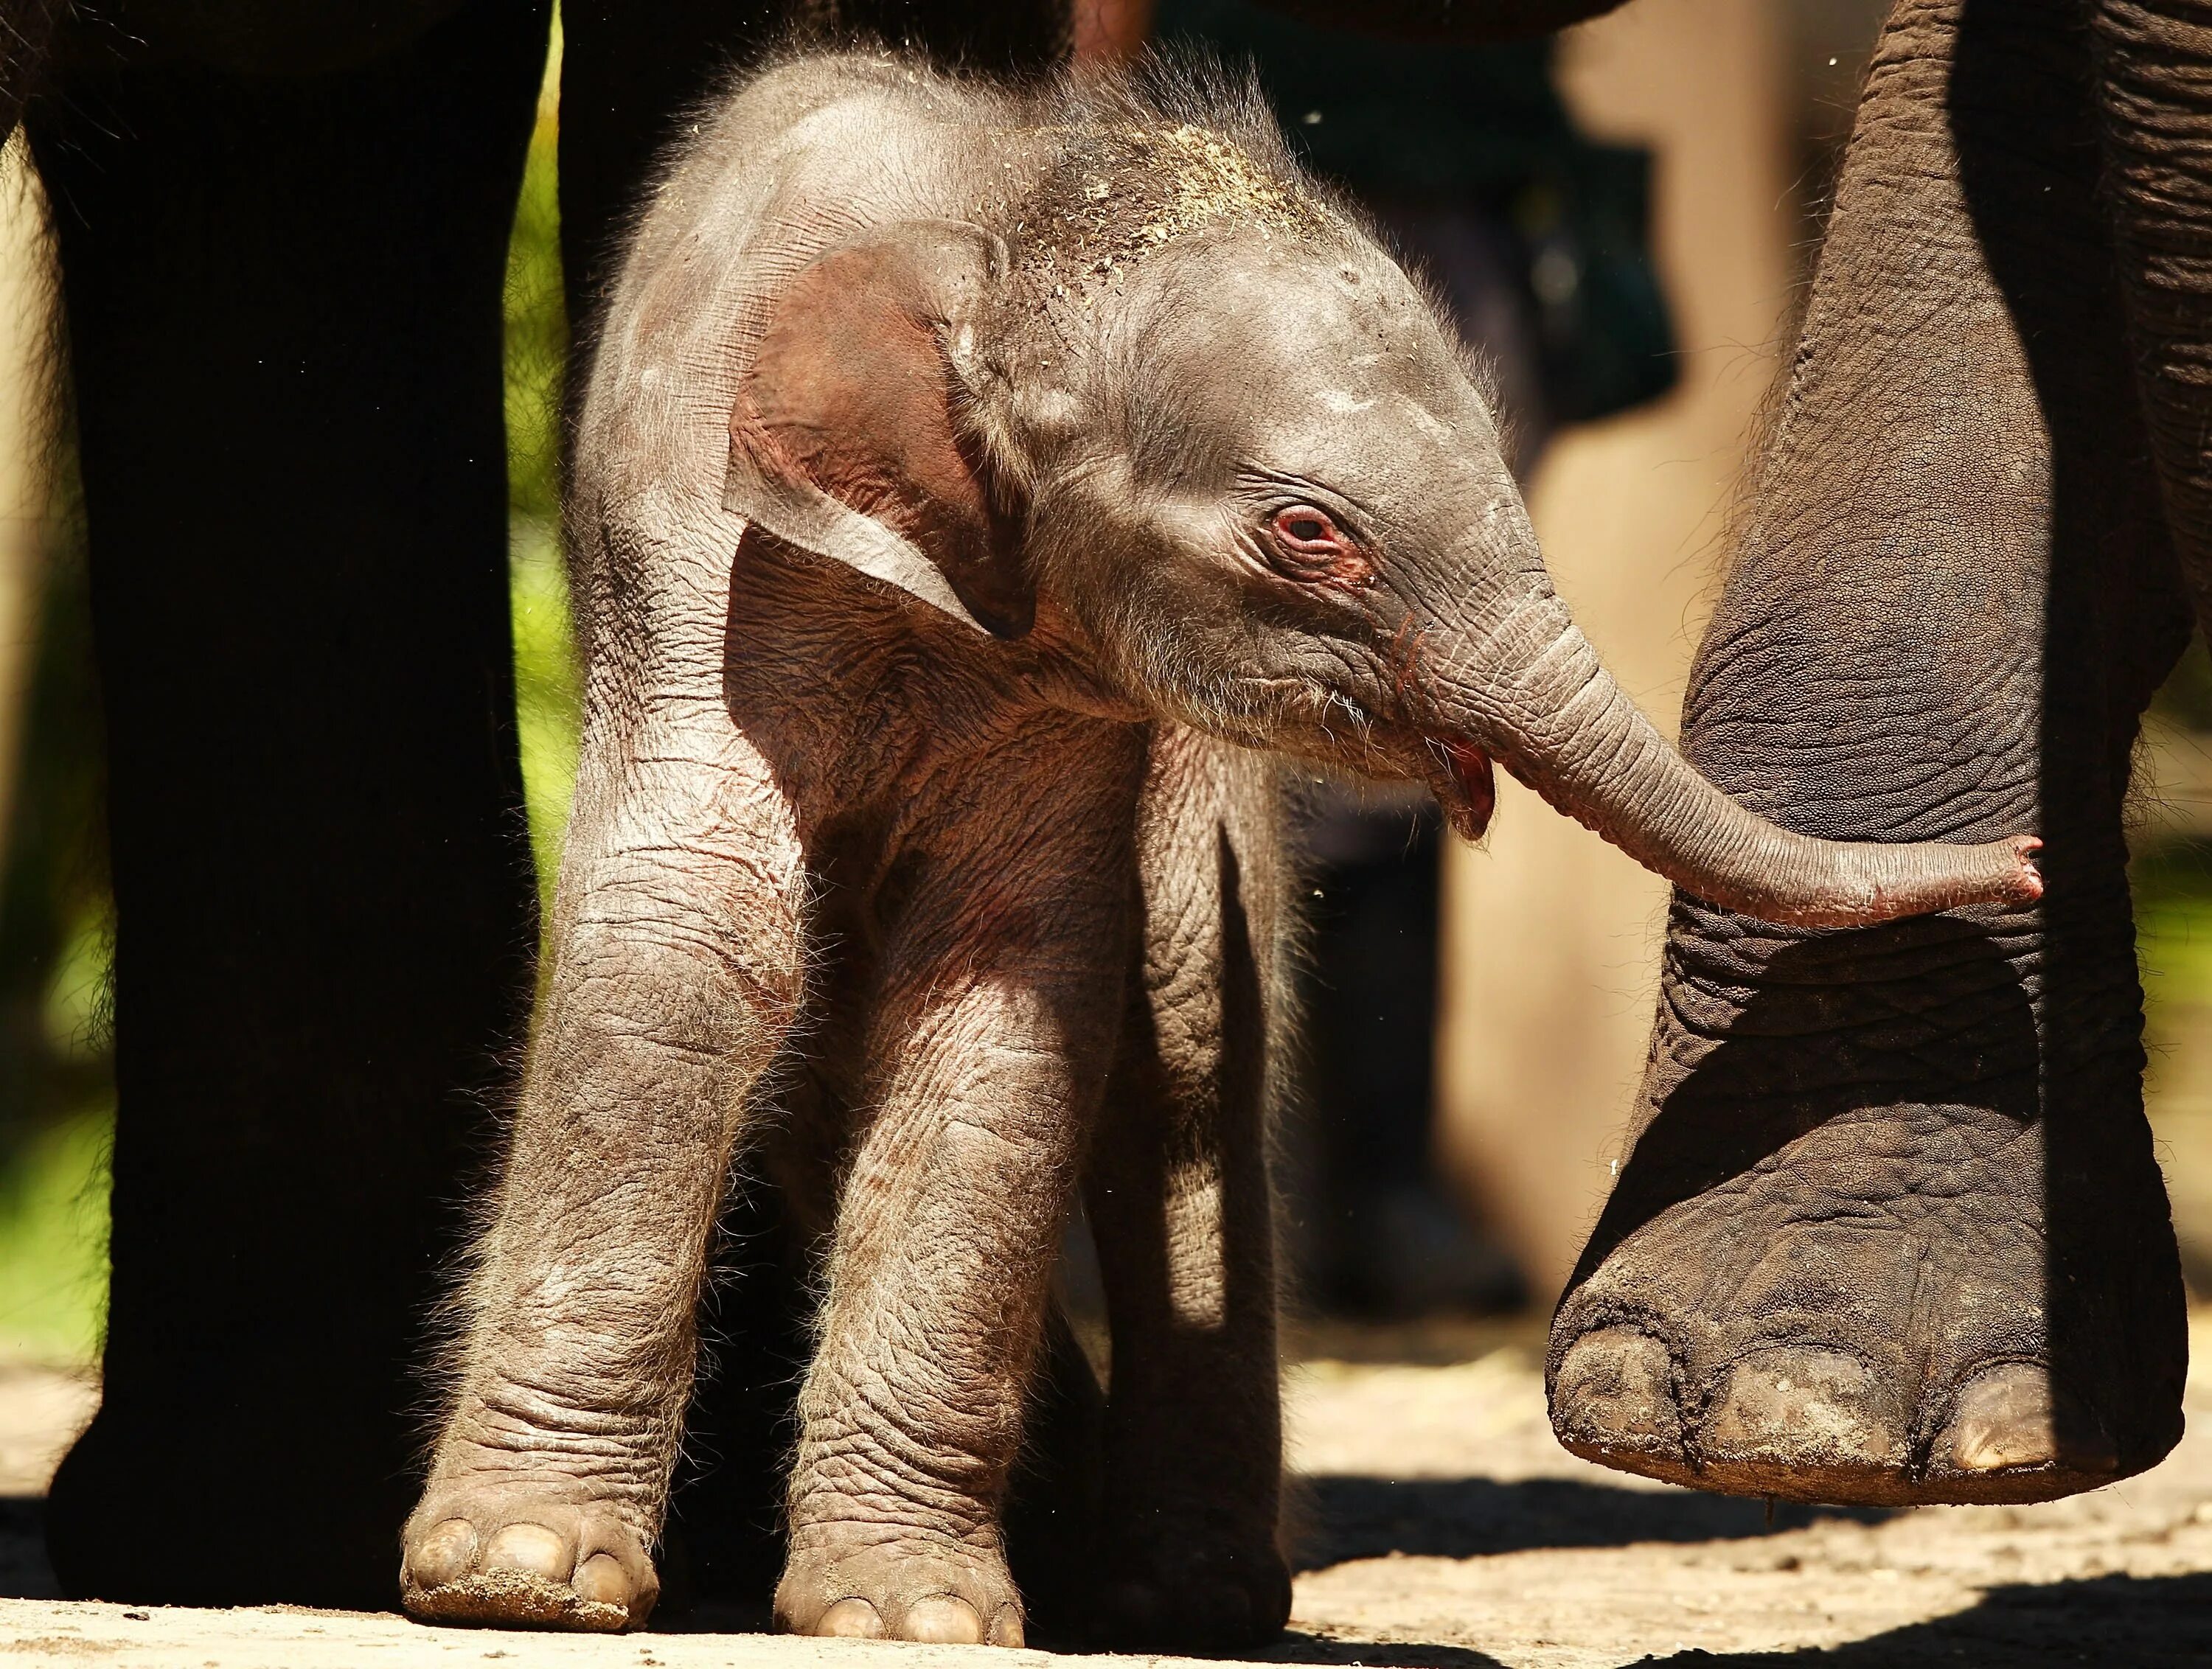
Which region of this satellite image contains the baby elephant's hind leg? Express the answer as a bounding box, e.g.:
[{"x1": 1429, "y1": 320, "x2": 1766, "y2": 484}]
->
[
  {"x1": 1086, "y1": 728, "x2": 1293, "y2": 1652},
  {"x1": 774, "y1": 736, "x2": 1141, "y2": 1648}
]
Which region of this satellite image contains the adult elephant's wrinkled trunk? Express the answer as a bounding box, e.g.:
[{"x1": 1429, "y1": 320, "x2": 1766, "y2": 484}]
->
[{"x1": 1421, "y1": 579, "x2": 2044, "y2": 930}]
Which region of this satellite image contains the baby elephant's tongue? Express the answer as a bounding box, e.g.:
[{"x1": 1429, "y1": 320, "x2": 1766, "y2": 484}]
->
[{"x1": 1425, "y1": 738, "x2": 1495, "y2": 841}]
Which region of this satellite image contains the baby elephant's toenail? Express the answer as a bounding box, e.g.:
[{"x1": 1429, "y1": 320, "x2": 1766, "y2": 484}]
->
[
  {"x1": 481, "y1": 1522, "x2": 569, "y2": 1581},
  {"x1": 571, "y1": 1553, "x2": 630, "y2": 1607},
  {"x1": 1943, "y1": 1364, "x2": 2116, "y2": 1475},
  {"x1": 408, "y1": 1519, "x2": 477, "y2": 1589},
  {"x1": 904, "y1": 1594, "x2": 985, "y2": 1644},
  {"x1": 986, "y1": 1606, "x2": 1025, "y2": 1648},
  {"x1": 816, "y1": 1597, "x2": 886, "y2": 1639}
]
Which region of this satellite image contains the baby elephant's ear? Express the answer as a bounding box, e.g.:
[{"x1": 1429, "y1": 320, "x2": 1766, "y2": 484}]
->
[{"x1": 726, "y1": 219, "x2": 1029, "y2": 638}]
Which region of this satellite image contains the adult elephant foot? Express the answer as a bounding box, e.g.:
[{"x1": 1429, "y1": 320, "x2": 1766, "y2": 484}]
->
[
  {"x1": 1542, "y1": 0, "x2": 2202, "y2": 1511},
  {"x1": 1544, "y1": 878, "x2": 2193, "y2": 1501},
  {"x1": 400, "y1": 1474, "x2": 660, "y2": 1631},
  {"x1": 1548, "y1": 1056, "x2": 2183, "y2": 1506}
]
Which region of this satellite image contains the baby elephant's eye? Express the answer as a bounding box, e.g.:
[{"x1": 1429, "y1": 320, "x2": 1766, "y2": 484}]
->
[
  {"x1": 1265, "y1": 504, "x2": 1374, "y2": 588},
  {"x1": 1273, "y1": 507, "x2": 1339, "y2": 549}
]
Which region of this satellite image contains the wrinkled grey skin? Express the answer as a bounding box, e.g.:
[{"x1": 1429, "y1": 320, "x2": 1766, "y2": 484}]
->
[
  {"x1": 399, "y1": 52, "x2": 2041, "y2": 1647},
  {"x1": 1551, "y1": 0, "x2": 2212, "y2": 1512}
]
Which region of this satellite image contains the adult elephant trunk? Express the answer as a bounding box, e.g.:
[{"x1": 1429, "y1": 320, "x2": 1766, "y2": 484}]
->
[{"x1": 1420, "y1": 580, "x2": 2044, "y2": 930}]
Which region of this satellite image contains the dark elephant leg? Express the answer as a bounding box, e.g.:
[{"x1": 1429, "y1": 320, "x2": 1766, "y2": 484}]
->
[
  {"x1": 27, "y1": 0, "x2": 549, "y2": 1606},
  {"x1": 1082, "y1": 726, "x2": 1290, "y2": 1652},
  {"x1": 1548, "y1": 0, "x2": 2191, "y2": 1507},
  {"x1": 2094, "y1": 4, "x2": 2212, "y2": 633}
]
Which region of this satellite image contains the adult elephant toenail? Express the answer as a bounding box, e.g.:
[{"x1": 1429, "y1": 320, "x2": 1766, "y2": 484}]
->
[{"x1": 479, "y1": 1523, "x2": 568, "y2": 1581}]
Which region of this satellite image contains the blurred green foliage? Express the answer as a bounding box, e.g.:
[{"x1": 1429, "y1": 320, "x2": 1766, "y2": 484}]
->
[
  {"x1": 2131, "y1": 820, "x2": 2212, "y2": 1290},
  {"x1": 0, "y1": 355, "x2": 112, "y2": 1362},
  {"x1": 506, "y1": 36, "x2": 583, "y2": 897},
  {"x1": 2138, "y1": 650, "x2": 2212, "y2": 1028},
  {"x1": 0, "y1": 1112, "x2": 111, "y2": 1362},
  {"x1": 2152, "y1": 638, "x2": 2212, "y2": 734}
]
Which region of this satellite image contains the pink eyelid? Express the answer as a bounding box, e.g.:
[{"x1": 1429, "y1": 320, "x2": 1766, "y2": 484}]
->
[
  {"x1": 1273, "y1": 507, "x2": 1343, "y2": 548},
  {"x1": 1265, "y1": 506, "x2": 1374, "y2": 588}
]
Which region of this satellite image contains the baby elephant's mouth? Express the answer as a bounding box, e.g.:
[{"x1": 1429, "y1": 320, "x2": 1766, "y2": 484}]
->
[{"x1": 1422, "y1": 737, "x2": 1496, "y2": 843}]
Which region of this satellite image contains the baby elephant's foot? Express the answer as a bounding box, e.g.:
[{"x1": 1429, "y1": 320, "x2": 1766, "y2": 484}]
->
[
  {"x1": 775, "y1": 1533, "x2": 1025, "y2": 1645},
  {"x1": 1093, "y1": 1534, "x2": 1291, "y2": 1654},
  {"x1": 401, "y1": 1488, "x2": 659, "y2": 1632}
]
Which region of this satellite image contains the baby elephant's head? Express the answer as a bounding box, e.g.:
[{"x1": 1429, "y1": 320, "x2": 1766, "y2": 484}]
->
[{"x1": 728, "y1": 125, "x2": 2042, "y2": 930}]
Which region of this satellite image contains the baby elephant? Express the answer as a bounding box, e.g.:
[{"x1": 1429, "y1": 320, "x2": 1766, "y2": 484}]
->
[{"x1": 399, "y1": 49, "x2": 2042, "y2": 1650}]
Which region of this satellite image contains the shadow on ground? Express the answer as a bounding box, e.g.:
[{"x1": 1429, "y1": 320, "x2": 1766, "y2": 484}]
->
[
  {"x1": 12, "y1": 1488, "x2": 2211, "y2": 1668},
  {"x1": 1269, "y1": 1630, "x2": 1506, "y2": 1668},
  {"x1": 1636, "y1": 1571, "x2": 2212, "y2": 1667},
  {"x1": 1293, "y1": 1475, "x2": 1885, "y2": 1569}
]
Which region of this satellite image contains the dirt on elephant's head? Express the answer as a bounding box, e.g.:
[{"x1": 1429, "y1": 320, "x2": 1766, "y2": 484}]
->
[{"x1": 992, "y1": 72, "x2": 1347, "y2": 310}]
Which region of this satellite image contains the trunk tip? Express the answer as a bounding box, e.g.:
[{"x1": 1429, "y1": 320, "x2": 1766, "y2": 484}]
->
[{"x1": 2003, "y1": 834, "x2": 2044, "y2": 905}]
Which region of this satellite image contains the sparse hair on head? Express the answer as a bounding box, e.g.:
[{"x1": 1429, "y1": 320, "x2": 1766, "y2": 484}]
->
[{"x1": 989, "y1": 48, "x2": 1344, "y2": 298}]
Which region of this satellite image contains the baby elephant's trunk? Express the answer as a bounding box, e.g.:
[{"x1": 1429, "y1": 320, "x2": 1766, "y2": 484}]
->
[{"x1": 1427, "y1": 587, "x2": 2042, "y2": 930}]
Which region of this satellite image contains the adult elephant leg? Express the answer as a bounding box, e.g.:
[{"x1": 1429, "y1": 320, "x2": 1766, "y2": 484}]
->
[
  {"x1": 27, "y1": 0, "x2": 550, "y2": 1605},
  {"x1": 2094, "y1": 6, "x2": 2212, "y2": 635},
  {"x1": 1084, "y1": 727, "x2": 1291, "y2": 1653},
  {"x1": 1548, "y1": 0, "x2": 2191, "y2": 1507}
]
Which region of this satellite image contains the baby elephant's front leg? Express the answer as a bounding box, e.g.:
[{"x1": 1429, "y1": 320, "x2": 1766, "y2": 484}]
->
[
  {"x1": 775, "y1": 779, "x2": 1136, "y2": 1647},
  {"x1": 401, "y1": 713, "x2": 806, "y2": 1633}
]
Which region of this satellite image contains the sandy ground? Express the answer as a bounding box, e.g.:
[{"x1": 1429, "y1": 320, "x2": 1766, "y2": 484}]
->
[{"x1": 2, "y1": 1323, "x2": 2211, "y2": 1668}]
